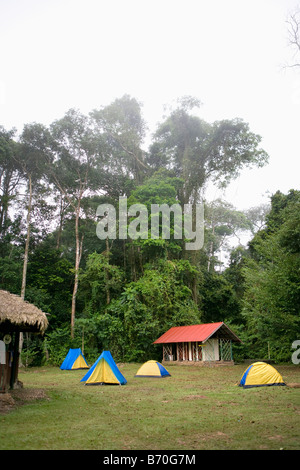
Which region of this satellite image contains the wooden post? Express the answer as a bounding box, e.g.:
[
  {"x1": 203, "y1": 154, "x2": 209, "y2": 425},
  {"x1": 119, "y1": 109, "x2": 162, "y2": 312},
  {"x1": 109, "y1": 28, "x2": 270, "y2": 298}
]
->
[{"x1": 10, "y1": 330, "x2": 20, "y2": 389}]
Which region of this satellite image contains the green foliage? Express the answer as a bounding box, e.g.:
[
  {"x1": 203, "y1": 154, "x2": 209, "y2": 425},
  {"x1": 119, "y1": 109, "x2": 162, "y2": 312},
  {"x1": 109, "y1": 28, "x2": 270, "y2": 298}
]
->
[
  {"x1": 241, "y1": 191, "x2": 300, "y2": 362},
  {"x1": 21, "y1": 333, "x2": 46, "y2": 367},
  {"x1": 148, "y1": 104, "x2": 268, "y2": 204},
  {"x1": 79, "y1": 252, "x2": 125, "y2": 313},
  {"x1": 125, "y1": 170, "x2": 186, "y2": 262},
  {"x1": 25, "y1": 244, "x2": 74, "y2": 329},
  {"x1": 201, "y1": 270, "x2": 241, "y2": 323},
  {"x1": 0, "y1": 251, "x2": 23, "y2": 294},
  {"x1": 44, "y1": 326, "x2": 75, "y2": 366},
  {"x1": 81, "y1": 258, "x2": 201, "y2": 362}
]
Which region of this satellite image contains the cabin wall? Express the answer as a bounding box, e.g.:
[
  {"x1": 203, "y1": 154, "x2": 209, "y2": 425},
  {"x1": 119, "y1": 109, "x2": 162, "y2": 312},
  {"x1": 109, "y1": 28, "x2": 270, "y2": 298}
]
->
[
  {"x1": 0, "y1": 333, "x2": 20, "y2": 391},
  {"x1": 162, "y1": 338, "x2": 233, "y2": 363},
  {"x1": 202, "y1": 339, "x2": 219, "y2": 361},
  {"x1": 0, "y1": 352, "x2": 14, "y2": 392}
]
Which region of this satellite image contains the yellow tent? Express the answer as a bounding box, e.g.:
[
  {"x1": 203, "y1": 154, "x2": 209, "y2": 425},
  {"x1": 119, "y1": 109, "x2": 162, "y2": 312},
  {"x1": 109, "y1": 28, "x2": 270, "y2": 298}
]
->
[
  {"x1": 239, "y1": 362, "x2": 285, "y2": 388},
  {"x1": 80, "y1": 351, "x2": 127, "y2": 385},
  {"x1": 135, "y1": 360, "x2": 171, "y2": 378}
]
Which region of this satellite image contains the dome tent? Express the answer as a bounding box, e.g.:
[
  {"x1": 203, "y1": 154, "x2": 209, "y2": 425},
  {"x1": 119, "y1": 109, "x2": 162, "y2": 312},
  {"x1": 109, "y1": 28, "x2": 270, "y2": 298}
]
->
[
  {"x1": 239, "y1": 362, "x2": 286, "y2": 388},
  {"x1": 135, "y1": 360, "x2": 171, "y2": 378},
  {"x1": 60, "y1": 348, "x2": 89, "y2": 370}
]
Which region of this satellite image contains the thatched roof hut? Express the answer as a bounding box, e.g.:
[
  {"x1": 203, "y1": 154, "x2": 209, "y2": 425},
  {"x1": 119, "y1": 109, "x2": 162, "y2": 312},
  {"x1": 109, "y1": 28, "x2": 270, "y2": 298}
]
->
[
  {"x1": 0, "y1": 289, "x2": 48, "y2": 334},
  {"x1": 0, "y1": 290, "x2": 49, "y2": 391}
]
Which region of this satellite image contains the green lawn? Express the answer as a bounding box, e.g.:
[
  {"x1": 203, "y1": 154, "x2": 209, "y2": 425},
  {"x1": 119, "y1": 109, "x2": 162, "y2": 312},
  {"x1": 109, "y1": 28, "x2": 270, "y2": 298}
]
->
[{"x1": 0, "y1": 362, "x2": 299, "y2": 450}]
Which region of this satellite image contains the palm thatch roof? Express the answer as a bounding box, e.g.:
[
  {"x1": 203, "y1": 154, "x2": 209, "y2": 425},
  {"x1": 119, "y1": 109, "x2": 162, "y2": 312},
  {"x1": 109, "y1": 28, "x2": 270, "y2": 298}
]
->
[{"x1": 0, "y1": 289, "x2": 49, "y2": 334}]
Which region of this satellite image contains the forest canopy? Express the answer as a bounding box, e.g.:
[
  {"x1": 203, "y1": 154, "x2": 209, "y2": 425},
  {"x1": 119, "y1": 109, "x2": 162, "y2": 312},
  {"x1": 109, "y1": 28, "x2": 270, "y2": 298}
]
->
[{"x1": 0, "y1": 95, "x2": 298, "y2": 365}]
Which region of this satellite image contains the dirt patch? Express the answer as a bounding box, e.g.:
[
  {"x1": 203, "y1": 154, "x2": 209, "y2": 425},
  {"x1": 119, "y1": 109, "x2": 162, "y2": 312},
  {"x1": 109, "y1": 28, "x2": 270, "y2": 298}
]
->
[
  {"x1": 182, "y1": 394, "x2": 208, "y2": 400},
  {"x1": 0, "y1": 388, "x2": 49, "y2": 415},
  {"x1": 268, "y1": 434, "x2": 284, "y2": 441},
  {"x1": 177, "y1": 431, "x2": 231, "y2": 448},
  {"x1": 0, "y1": 393, "x2": 15, "y2": 414}
]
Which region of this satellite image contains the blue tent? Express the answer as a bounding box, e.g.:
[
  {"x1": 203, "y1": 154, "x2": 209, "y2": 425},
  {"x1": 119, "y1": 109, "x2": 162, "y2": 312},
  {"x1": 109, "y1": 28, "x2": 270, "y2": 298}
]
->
[
  {"x1": 80, "y1": 350, "x2": 127, "y2": 385},
  {"x1": 60, "y1": 348, "x2": 89, "y2": 370}
]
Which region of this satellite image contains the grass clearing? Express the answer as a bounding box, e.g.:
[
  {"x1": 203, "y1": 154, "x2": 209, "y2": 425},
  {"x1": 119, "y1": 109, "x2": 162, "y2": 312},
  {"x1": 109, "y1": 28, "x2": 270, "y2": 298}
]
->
[{"x1": 0, "y1": 362, "x2": 299, "y2": 450}]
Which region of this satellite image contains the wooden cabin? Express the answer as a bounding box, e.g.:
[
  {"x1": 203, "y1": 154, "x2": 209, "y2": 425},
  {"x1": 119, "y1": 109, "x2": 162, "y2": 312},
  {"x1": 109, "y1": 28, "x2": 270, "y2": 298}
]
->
[
  {"x1": 153, "y1": 322, "x2": 241, "y2": 364},
  {"x1": 0, "y1": 290, "x2": 48, "y2": 392}
]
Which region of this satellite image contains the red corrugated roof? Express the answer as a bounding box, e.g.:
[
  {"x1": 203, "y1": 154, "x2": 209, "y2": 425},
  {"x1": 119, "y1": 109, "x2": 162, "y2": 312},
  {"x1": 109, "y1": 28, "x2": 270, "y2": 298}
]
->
[{"x1": 153, "y1": 322, "x2": 225, "y2": 344}]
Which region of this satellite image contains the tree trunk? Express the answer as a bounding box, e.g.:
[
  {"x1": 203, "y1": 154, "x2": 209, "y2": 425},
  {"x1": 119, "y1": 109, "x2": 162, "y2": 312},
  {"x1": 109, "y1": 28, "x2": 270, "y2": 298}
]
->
[
  {"x1": 207, "y1": 221, "x2": 215, "y2": 272},
  {"x1": 20, "y1": 174, "x2": 32, "y2": 364},
  {"x1": 21, "y1": 174, "x2": 32, "y2": 300},
  {"x1": 70, "y1": 203, "x2": 84, "y2": 338},
  {"x1": 56, "y1": 192, "x2": 64, "y2": 250},
  {"x1": 105, "y1": 237, "x2": 111, "y2": 305}
]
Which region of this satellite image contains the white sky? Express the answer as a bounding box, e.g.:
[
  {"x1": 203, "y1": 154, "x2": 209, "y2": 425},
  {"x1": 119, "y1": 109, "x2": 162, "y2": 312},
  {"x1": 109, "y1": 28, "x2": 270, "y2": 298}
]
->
[{"x1": 0, "y1": 0, "x2": 299, "y2": 211}]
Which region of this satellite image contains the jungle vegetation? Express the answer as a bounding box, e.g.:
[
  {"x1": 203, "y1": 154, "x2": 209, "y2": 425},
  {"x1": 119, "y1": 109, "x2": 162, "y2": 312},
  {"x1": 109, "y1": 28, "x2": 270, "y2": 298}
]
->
[{"x1": 0, "y1": 95, "x2": 299, "y2": 364}]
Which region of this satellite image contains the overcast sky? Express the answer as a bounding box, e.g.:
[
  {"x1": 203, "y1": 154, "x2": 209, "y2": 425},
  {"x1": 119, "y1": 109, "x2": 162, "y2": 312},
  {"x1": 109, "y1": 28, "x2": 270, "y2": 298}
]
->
[{"x1": 1, "y1": 0, "x2": 299, "y2": 211}]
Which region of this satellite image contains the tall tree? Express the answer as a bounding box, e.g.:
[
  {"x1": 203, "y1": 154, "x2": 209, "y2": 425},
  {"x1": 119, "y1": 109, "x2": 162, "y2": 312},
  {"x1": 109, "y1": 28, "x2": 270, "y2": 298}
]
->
[
  {"x1": 242, "y1": 190, "x2": 300, "y2": 361},
  {"x1": 286, "y1": 6, "x2": 300, "y2": 69},
  {"x1": 0, "y1": 127, "x2": 20, "y2": 245},
  {"x1": 204, "y1": 199, "x2": 251, "y2": 271},
  {"x1": 17, "y1": 123, "x2": 51, "y2": 300},
  {"x1": 91, "y1": 95, "x2": 149, "y2": 192},
  {"x1": 48, "y1": 109, "x2": 102, "y2": 337},
  {"x1": 244, "y1": 203, "x2": 270, "y2": 234},
  {"x1": 148, "y1": 97, "x2": 269, "y2": 205}
]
